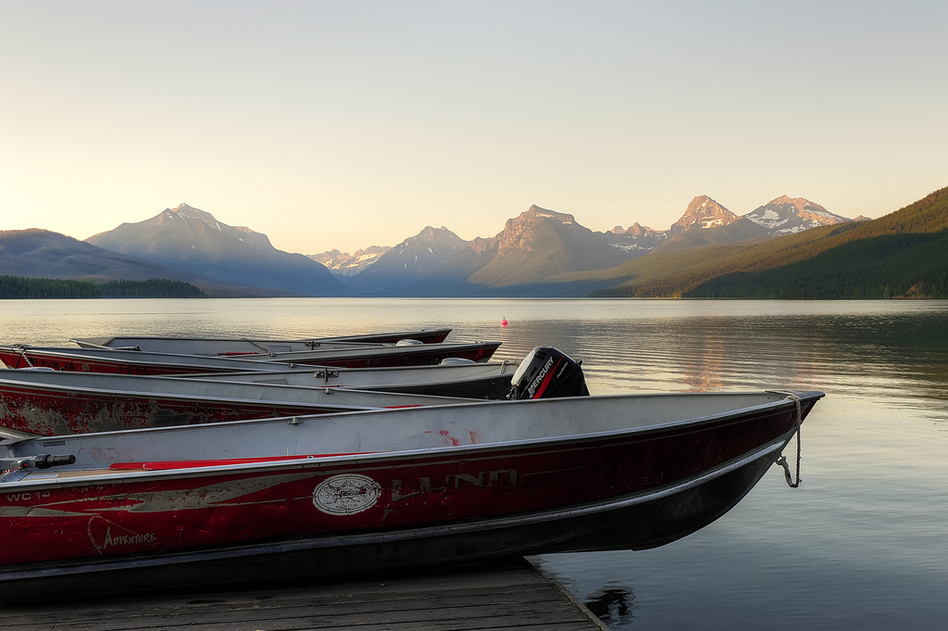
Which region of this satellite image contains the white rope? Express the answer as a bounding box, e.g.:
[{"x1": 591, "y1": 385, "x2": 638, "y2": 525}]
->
[{"x1": 769, "y1": 391, "x2": 803, "y2": 488}]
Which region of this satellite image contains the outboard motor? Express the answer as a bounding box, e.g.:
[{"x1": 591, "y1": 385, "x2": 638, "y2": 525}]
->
[{"x1": 508, "y1": 347, "x2": 589, "y2": 399}]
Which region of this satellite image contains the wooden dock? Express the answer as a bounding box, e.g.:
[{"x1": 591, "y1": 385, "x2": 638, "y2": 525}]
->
[{"x1": 0, "y1": 560, "x2": 607, "y2": 630}]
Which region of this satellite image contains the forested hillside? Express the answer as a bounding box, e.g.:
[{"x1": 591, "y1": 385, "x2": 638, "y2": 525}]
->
[
  {"x1": 0, "y1": 276, "x2": 206, "y2": 299},
  {"x1": 594, "y1": 186, "x2": 948, "y2": 298},
  {"x1": 686, "y1": 232, "x2": 948, "y2": 298}
]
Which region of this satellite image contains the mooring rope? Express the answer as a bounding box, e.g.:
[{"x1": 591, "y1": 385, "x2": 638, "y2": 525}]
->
[
  {"x1": 241, "y1": 338, "x2": 269, "y2": 353},
  {"x1": 769, "y1": 391, "x2": 803, "y2": 488},
  {"x1": 13, "y1": 344, "x2": 34, "y2": 368}
]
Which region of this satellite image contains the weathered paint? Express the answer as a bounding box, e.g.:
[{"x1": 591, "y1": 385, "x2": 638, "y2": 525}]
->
[
  {"x1": 0, "y1": 398, "x2": 818, "y2": 567},
  {"x1": 0, "y1": 386, "x2": 353, "y2": 435}
]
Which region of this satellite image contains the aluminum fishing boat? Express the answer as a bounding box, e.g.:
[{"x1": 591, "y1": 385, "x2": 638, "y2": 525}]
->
[
  {"x1": 0, "y1": 387, "x2": 823, "y2": 600},
  {"x1": 0, "y1": 340, "x2": 501, "y2": 374},
  {"x1": 0, "y1": 347, "x2": 567, "y2": 436},
  {"x1": 71, "y1": 327, "x2": 453, "y2": 355},
  {"x1": 178, "y1": 360, "x2": 519, "y2": 399},
  {"x1": 0, "y1": 368, "x2": 476, "y2": 436}
]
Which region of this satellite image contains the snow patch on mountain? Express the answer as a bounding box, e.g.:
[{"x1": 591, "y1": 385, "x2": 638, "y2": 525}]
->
[
  {"x1": 743, "y1": 196, "x2": 851, "y2": 235},
  {"x1": 308, "y1": 246, "x2": 392, "y2": 276}
]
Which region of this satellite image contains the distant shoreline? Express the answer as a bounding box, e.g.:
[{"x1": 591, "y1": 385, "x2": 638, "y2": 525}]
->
[{"x1": 0, "y1": 276, "x2": 205, "y2": 299}]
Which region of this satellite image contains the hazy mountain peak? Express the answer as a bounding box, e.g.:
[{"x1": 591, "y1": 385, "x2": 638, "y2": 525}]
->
[
  {"x1": 766, "y1": 195, "x2": 828, "y2": 215},
  {"x1": 0, "y1": 228, "x2": 220, "y2": 287},
  {"x1": 488, "y1": 205, "x2": 584, "y2": 254},
  {"x1": 307, "y1": 245, "x2": 392, "y2": 277},
  {"x1": 159, "y1": 203, "x2": 223, "y2": 232},
  {"x1": 344, "y1": 225, "x2": 471, "y2": 295},
  {"x1": 415, "y1": 225, "x2": 456, "y2": 239},
  {"x1": 157, "y1": 203, "x2": 272, "y2": 248},
  {"x1": 612, "y1": 221, "x2": 660, "y2": 237},
  {"x1": 768, "y1": 194, "x2": 801, "y2": 207},
  {"x1": 398, "y1": 226, "x2": 467, "y2": 257},
  {"x1": 85, "y1": 204, "x2": 346, "y2": 296},
  {"x1": 168, "y1": 203, "x2": 216, "y2": 223},
  {"x1": 525, "y1": 204, "x2": 576, "y2": 225},
  {"x1": 672, "y1": 196, "x2": 739, "y2": 232},
  {"x1": 604, "y1": 221, "x2": 668, "y2": 255}
]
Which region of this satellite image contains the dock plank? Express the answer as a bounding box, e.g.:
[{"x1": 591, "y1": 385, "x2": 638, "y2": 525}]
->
[{"x1": 0, "y1": 561, "x2": 606, "y2": 631}]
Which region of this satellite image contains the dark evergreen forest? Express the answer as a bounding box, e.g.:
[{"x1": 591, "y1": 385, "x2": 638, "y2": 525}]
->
[{"x1": 0, "y1": 276, "x2": 205, "y2": 299}]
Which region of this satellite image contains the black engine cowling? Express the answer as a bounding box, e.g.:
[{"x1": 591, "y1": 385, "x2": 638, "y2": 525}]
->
[{"x1": 508, "y1": 347, "x2": 589, "y2": 399}]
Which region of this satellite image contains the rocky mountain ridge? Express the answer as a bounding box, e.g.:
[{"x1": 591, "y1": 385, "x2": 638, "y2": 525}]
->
[
  {"x1": 743, "y1": 195, "x2": 851, "y2": 235},
  {"x1": 2, "y1": 194, "x2": 861, "y2": 297},
  {"x1": 86, "y1": 203, "x2": 348, "y2": 296},
  {"x1": 316, "y1": 194, "x2": 852, "y2": 280},
  {"x1": 324, "y1": 195, "x2": 856, "y2": 295},
  {"x1": 670, "y1": 196, "x2": 740, "y2": 233}
]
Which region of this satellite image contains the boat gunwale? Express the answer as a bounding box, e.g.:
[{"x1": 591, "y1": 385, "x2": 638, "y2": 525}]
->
[
  {"x1": 174, "y1": 359, "x2": 518, "y2": 380},
  {"x1": 0, "y1": 391, "x2": 823, "y2": 491},
  {"x1": 1, "y1": 340, "x2": 503, "y2": 368},
  {"x1": 250, "y1": 340, "x2": 502, "y2": 361},
  {"x1": 0, "y1": 372, "x2": 476, "y2": 407},
  {"x1": 69, "y1": 327, "x2": 454, "y2": 349},
  {"x1": 0, "y1": 346, "x2": 291, "y2": 371}
]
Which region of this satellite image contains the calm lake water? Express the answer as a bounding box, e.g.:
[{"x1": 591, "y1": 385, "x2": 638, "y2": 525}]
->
[{"x1": 1, "y1": 298, "x2": 946, "y2": 629}]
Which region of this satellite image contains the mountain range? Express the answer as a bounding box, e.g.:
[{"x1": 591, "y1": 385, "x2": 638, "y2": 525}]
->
[
  {"x1": 2, "y1": 189, "x2": 942, "y2": 298},
  {"x1": 589, "y1": 188, "x2": 947, "y2": 298},
  {"x1": 312, "y1": 195, "x2": 855, "y2": 296}
]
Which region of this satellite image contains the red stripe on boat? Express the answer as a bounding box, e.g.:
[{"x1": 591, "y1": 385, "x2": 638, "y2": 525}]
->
[
  {"x1": 532, "y1": 357, "x2": 564, "y2": 398},
  {"x1": 109, "y1": 453, "x2": 368, "y2": 471}
]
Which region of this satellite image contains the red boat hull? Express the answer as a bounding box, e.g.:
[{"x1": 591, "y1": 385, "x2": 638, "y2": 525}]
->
[
  {"x1": 0, "y1": 350, "x2": 245, "y2": 375},
  {"x1": 0, "y1": 342, "x2": 500, "y2": 374},
  {"x1": 0, "y1": 397, "x2": 817, "y2": 569},
  {"x1": 0, "y1": 382, "x2": 366, "y2": 435}
]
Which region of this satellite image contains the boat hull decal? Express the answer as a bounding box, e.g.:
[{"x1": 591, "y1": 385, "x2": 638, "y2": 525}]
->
[{"x1": 313, "y1": 474, "x2": 382, "y2": 515}]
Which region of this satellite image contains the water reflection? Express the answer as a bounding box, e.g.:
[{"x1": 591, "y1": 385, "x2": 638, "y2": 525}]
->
[
  {"x1": 476, "y1": 303, "x2": 948, "y2": 422},
  {"x1": 583, "y1": 584, "x2": 636, "y2": 628},
  {"x1": 1, "y1": 299, "x2": 947, "y2": 628},
  {"x1": 1, "y1": 298, "x2": 945, "y2": 417},
  {"x1": 1, "y1": 297, "x2": 944, "y2": 417}
]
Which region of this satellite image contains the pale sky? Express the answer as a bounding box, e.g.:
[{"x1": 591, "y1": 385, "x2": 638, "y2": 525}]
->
[{"x1": 2, "y1": 1, "x2": 946, "y2": 254}]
